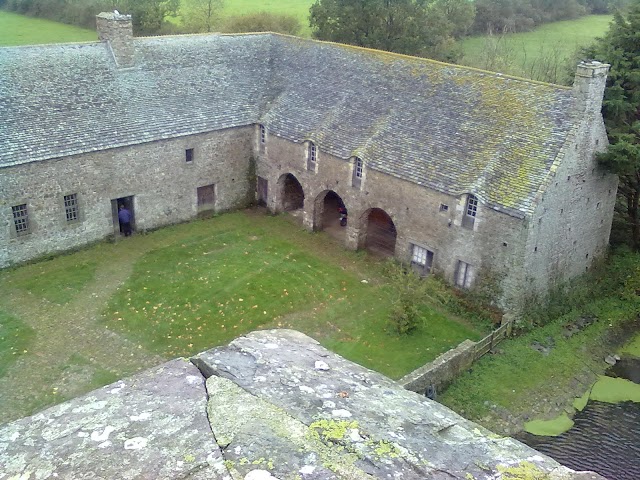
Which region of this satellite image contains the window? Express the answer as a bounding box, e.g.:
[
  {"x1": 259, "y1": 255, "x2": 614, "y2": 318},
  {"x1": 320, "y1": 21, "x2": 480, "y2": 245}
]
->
[
  {"x1": 12, "y1": 204, "x2": 29, "y2": 236},
  {"x1": 462, "y1": 194, "x2": 478, "y2": 229},
  {"x1": 307, "y1": 142, "x2": 317, "y2": 171},
  {"x1": 352, "y1": 156, "x2": 363, "y2": 188},
  {"x1": 411, "y1": 244, "x2": 434, "y2": 276},
  {"x1": 64, "y1": 194, "x2": 79, "y2": 222},
  {"x1": 455, "y1": 261, "x2": 473, "y2": 289},
  {"x1": 259, "y1": 124, "x2": 266, "y2": 151},
  {"x1": 439, "y1": 203, "x2": 449, "y2": 212},
  {"x1": 185, "y1": 148, "x2": 194, "y2": 163},
  {"x1": 197, "y1": 184, "x2": 215, "y2": 211}
]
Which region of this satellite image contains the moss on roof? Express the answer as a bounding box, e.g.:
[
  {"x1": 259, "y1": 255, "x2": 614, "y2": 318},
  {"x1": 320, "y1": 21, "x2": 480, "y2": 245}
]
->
[{"x1": 0, "y1": 33, "x2": 577, "y2": 217}]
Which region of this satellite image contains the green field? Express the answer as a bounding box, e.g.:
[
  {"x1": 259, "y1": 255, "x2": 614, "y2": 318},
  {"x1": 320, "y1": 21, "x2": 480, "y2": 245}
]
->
[
  {"x1": 459, "y1": 15, "x2": 613, "y2": 83},
  {"x1": 178, "y1": 0, "x2": 314, "y2": 35},
  {"x1": 0, "y1": 210, "x2": 488, "y2": 424},
  {"x1": 0, "y1": 10, "x2": 96, "y2": 46}
]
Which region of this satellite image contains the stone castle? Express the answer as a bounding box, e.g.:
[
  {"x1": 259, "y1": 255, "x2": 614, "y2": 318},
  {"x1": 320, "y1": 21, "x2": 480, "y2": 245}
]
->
[{"x1": 0, "y1": 12, "x2": 617, "y2": 307}]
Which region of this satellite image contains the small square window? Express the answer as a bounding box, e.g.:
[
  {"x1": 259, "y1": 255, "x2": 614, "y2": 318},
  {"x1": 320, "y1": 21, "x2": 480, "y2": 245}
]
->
[
  {"x1": 186, "y1": 148, "x2": 194, "y2": 163},
  {"x1": 439, "y1": 203, "x2": 449, "y2": 212},
  {"x1": 411, "y1": 244, "x2": 434, "y2": 275},
  {"x1": 12, "y1": 204, "x2": 29, "y2": 236},
  {"x1": 64, "y1": 193, "x2": 79, "y2": 222}
]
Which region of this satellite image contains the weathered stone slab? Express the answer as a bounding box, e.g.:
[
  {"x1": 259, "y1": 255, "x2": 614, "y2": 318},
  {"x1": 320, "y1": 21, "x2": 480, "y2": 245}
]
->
[
  {"x1": 193, "y1": 329, "x2": 575, "y2": 479},
  {"x1": 0, "y1": 358, "x2": 226, "y2": 480}
]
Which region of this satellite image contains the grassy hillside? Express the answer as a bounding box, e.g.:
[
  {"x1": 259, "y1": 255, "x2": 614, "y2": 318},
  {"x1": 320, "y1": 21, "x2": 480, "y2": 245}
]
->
[
  {"x1": 0, "y1": 10, "x2": 97, "y2": 46},
  {"x1": 459, "y1": 15, "x2": 613, "y2": 82}
]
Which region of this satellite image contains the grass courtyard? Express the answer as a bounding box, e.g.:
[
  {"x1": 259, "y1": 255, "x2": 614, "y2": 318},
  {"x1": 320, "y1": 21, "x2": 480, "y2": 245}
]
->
[{"x1": 0, "y1": 210, "x2": 488, "y2": 424}]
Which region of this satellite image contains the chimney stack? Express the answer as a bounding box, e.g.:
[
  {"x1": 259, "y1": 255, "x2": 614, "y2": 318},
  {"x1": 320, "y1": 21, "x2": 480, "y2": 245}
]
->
[
  {"x1": 573, "y1": 61, "x2": 610, "y2": 116},
  {"x1": 96, "y1": 11, "x2": 135, "y2": 68}
]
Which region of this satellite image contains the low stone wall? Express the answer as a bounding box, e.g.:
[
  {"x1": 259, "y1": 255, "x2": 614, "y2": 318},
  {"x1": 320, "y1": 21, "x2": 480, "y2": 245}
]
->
[
  {"x1": 399, "y1": 339, "x2": 476, "y2": 394},
  {"x1": 400, "y1": 320, "x2": 514, "y2": 395}
]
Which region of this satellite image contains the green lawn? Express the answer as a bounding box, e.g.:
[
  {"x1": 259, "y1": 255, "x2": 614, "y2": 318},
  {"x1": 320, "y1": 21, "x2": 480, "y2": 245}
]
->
[
  {"x1": 103, "y1": 212, "x2": 485, "y2": 379},
  {"x1": 0, "y1": 10, "x2": 97, "y2": 46},
  {"x1": 0, "y1": 310, "x2": 34, "y2": 378},
  {"x1": 459, "y1": 15, "x2": 613, "y2": 83},
  {"x1": 0, "y1": 210, "x2": 487, "y2": 423}
]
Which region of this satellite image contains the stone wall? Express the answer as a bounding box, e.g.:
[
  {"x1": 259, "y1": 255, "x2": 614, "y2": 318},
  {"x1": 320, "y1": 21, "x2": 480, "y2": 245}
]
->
[
  {"x1": 522, "y1": 83, "x2": 617, "y2": 298},
  {"x1": 400, "y1": 339, "x2": 477, "y2": 395},
  {"x1": 256, "y1": 131, "x2": 529, "y2": 301},
  {"x1": 0, "y1": 330, "x2": 604, "y2": 480},
  {"x1": 1, "y1": 126, "x2": 253, "y2": 268}
]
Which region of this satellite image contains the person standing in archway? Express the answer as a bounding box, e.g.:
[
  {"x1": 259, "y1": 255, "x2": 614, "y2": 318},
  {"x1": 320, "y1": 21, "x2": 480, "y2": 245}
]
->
[{"x1": 118, "y1": 204, "x2": 132, "y2": 237}]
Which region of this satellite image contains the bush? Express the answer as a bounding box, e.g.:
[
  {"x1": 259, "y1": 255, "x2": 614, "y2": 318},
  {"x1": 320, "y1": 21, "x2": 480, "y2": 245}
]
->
[
  {"x1": 220, "y1": 12, "x2": 300, "y2": 35},
  {"x1": 384, "y1": 261, "x2": 436, "y2": 335}
]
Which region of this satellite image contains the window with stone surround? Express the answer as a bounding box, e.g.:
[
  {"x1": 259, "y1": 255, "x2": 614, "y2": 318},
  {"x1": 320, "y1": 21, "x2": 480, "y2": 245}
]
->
[
  {"x1": 410, "y1": 244, "x2": 433, "y2": 276},
  {"x1": 197, "y1": 184, "x2": 215, "y2": 211},
  {"x1": 462, "y1": 194, "x2": 478, "y2": 229},
  {"x1": 307, "y1": 142, "x2": 317, "y2": 171},
  {"x1": 12, "y1": 203, "x2": 30, "y2": 236},
  {"x1": 352, "y1": 156, "x2": 363, "y2": 189},
  {"x1": 455, "y1": 260, "x2": 473, "y2": 288},
  {"x1": 259, "y1": 124, "x2": 267, "y2": 152},
  {"x1": 64, "y1": 194, "x2": 79, "y2": 222},
  {"x1": 185, "y1": 148, "x2": 194, "y2": 163}
]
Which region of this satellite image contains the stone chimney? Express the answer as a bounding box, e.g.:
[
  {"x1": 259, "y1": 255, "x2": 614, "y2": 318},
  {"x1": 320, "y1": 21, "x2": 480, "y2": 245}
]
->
[
  {"x1": 96, "y1": 11, "x2": 135, "y2": 68},
  {"x1": 573, "y1": 60, "x2": 610, "y2": 116}
]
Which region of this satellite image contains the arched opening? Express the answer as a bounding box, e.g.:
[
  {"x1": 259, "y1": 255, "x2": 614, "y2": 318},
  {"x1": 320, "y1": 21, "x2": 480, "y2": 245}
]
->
[
  {"x1": 314, "y1": 190, "x2": 347, "y2": 240},
  {"x1": 363, "y1": 208, "x2": 396, "y2": 257},
  {"x1": 278, "y1": 173, "x2": 305, "y2": 212}
]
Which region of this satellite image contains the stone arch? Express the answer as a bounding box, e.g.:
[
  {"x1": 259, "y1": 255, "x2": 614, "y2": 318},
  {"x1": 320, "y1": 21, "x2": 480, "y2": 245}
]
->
[
  {"x1": 277, "y1": 173, "x2": 305, "y2": 212},
  {"x1": 313, "y1": 190, "x2": 347, "y2": 232},
  {"x1": 361, "y1": 208, "x2": 397, "y2": 257}
]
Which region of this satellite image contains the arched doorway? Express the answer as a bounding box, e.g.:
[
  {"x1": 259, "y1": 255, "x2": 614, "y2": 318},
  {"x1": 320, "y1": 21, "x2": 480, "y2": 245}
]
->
[
  {"x1": 278, "y1": 173, "x2": 304, "y2": 212},
  {"x1": 315, "y1": 191, "x2": 347, "y2": 229},
  {"x1": 363, "y1": 208, "x2": 396, "y2": 257},
  {"x1": 314, "y1": 190, "x2": 347, "y2": 240}
]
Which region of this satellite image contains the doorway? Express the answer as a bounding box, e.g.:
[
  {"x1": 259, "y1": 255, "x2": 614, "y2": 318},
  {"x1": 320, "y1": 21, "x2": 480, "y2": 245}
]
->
[{"x1": 111, "y1": 196, "x2": 135, "y2": 236}]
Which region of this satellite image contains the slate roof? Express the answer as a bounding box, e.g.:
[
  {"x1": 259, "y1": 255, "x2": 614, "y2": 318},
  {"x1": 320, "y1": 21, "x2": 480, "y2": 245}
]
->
[{"x1": 0, "y1": 33, "x2": 577, "y2": 217}]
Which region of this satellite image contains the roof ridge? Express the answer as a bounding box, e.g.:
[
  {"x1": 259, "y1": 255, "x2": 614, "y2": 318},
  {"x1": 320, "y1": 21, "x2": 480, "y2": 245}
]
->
[{"x1": 271, "y1": 34, "x2": 573, "y2": 91}]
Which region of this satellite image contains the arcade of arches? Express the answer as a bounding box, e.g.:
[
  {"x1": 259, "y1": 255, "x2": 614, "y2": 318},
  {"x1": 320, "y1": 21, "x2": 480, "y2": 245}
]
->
[{"x1": 277, "y1": 174, "x2": 397, "y2": 258}]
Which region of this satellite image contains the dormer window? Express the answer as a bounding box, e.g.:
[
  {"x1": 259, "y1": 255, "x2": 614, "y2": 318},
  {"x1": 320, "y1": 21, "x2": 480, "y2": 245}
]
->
[
  {"x1": 307, "y1": 142, "x2": 317, "y2": 171},
  {"x1": 462, "y1": 194, "x2": 478, "y2": 229},
  {"x1": 352, "y1": 156, "x2": 363, "y2": 189},
  {"x1": 259, "y1": 124, "x2": 266, "y2": 152}
]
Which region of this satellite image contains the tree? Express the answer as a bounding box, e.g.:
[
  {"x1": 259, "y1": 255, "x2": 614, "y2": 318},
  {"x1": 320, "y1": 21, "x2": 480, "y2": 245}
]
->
[
  {"x1": 430, "y1": 0, "x2": 476, "y2": 38},
  {"x1": 309, "y1": 0, "x2": 463, "y2": 61},
  {"x1": 585, "y1": 2, "x2": 640, "y2": 248},
  {"x1": 182, "y1": 0, "x2": 223, "y2": 33},
  {"x1": 114, "y1": 0, "x2": 180, "y2": 35}
]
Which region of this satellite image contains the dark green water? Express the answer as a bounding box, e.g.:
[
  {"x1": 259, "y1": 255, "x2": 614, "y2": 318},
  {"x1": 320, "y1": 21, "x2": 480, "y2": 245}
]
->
[{"x1": 517, "y1": 357, "x2": 640, "y2": 480}]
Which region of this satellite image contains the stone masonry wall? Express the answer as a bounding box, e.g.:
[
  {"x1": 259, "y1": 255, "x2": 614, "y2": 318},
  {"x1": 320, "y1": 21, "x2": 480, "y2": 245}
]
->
[
  {"x1": 1, "y1": 126, "x2": 253, "y2": 268},
  {"x1": 255, "y1": 129, "x2": 529, "y2": 301},
  {"x1": 522, "y1": 119, "x2": 617, "y2": 297}
]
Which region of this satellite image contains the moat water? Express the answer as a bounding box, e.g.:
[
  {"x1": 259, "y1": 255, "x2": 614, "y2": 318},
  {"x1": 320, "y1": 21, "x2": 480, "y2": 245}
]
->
[{"x1": 517, "y1": 357, "x2": 640, "y2": 480}]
